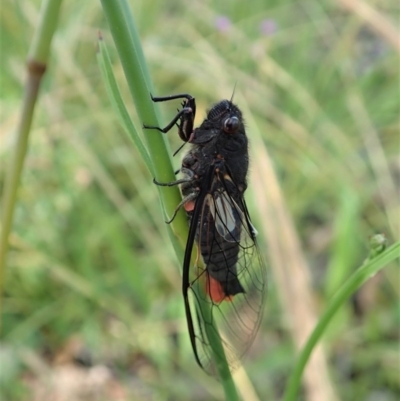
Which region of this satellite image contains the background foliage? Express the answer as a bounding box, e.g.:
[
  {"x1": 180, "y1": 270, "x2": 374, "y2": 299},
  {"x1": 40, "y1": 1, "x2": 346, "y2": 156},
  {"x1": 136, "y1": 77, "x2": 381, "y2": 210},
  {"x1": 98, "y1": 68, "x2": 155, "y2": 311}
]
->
[{"x1": 1, "y1": 0, "x2": 399, "y2": 400}]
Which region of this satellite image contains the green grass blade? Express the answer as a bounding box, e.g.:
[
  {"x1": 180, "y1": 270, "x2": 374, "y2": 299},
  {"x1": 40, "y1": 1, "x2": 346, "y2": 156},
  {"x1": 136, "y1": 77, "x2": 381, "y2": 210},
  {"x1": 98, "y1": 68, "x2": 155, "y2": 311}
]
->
[
  {"x1": 0, "y1": 0, "x2": 63, "y2": 320},
  {"x1": 100, "y1": 1, "x2": 239, "y2": 397},
  {"x1": 99, "y1": 0, "x2": 186, "y2": 244},
  {"x1": 283, "y1": 238, "x2": 400, "y2": 401},
  {"x1": 96, "y1": 35, "x2": 153, "y2": 175}
]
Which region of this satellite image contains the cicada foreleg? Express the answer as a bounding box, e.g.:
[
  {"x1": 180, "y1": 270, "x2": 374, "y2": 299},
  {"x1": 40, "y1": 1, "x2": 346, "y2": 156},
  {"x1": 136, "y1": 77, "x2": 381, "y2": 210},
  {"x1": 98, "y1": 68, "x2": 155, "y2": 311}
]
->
[
  {"x1": 143, "y1": 106, "x2": 192, "y2": 136},
  {"x1": 143, "y1": 93, "x2": 196, "y2": 142}
]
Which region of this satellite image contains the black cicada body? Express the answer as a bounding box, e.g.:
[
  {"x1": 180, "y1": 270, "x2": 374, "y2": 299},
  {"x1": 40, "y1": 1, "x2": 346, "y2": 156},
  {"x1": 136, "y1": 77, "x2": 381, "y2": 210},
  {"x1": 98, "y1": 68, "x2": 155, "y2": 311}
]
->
[{"x1": 144, "y1": 93, "x2": 267, "y2": 374}]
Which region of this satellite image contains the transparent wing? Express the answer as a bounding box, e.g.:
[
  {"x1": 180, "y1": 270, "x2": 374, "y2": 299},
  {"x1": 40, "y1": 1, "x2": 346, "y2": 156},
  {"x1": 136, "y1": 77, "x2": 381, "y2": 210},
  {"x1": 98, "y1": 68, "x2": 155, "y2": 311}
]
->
[{"x1": 186, "y1": 172, "x2": 267, "y2": 375}]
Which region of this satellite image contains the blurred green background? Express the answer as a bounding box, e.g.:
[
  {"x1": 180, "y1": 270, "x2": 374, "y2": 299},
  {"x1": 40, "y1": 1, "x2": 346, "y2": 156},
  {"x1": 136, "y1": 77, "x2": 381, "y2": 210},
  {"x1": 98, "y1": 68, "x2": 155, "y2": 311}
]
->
[{"x1": 1, "y1": 0, "x2": 399, "y2": 400}]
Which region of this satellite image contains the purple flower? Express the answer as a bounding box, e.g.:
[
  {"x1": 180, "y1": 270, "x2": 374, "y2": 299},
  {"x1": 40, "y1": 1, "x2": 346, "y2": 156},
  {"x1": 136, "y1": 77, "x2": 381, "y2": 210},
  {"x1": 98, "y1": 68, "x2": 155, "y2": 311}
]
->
[
  {"x1": 215, "y1": 16, "x2": 232, "y2": 33},
  {"x1": 260, "y1": 19, "x2": 278, "y2": 36}
]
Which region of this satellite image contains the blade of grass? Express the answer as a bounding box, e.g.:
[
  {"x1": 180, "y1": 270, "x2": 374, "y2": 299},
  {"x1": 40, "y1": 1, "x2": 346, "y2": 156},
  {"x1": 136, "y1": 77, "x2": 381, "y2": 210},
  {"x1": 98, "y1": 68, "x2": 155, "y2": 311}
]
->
[
  {"x1": 245, "y1": 101, "x2": 338, "y2": 401},
  {"x1": 99, "y1": 1, "x2": 239, "y2": 397},
  {"x1": 325, "y1": 187, "x2": 361, "y2": 297},
  {"x1": 99, "y1": 0, "x2": 187, "y2": 250},
  {"x1": 96, "y1": 34, "x2": 153, "y2": 176},
  {"x1": 338, "y1": 0, "x2": 400, "y2": 51},
  {"x1": 283, "y1": 238, "x2": 399, "y2": 401},
  {"x1": 0, "y1": 0, "x2": 63, "y2": 329}
]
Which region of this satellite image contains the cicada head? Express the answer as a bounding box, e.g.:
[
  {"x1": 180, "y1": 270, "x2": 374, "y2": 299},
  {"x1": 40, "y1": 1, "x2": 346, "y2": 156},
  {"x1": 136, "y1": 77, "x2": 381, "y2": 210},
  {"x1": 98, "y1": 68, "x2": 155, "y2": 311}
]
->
[{"x1": 207, "y1": 100, "x2": 244, "y2": 135}]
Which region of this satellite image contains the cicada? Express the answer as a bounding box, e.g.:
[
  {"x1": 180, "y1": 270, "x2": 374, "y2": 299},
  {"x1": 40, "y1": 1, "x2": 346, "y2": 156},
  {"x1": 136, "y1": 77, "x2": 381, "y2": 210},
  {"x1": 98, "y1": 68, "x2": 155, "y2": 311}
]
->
[{"x1": 144, "y1": 93, "x2": 267, "y2": 374}]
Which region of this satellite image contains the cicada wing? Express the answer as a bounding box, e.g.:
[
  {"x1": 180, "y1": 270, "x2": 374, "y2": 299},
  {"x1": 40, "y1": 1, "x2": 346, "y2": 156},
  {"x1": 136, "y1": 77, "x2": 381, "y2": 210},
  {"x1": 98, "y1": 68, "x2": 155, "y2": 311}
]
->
[
  {"x1": 208, "y1": 191, "x2": 242, "y2": 242},
  {"x1": 185, "y1": 172, "x2": 267, "y2": 375}
]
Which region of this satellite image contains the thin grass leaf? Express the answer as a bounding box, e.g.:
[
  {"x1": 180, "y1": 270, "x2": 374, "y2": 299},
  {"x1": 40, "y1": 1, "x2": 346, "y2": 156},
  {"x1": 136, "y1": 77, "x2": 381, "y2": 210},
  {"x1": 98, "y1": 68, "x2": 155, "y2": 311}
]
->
[
  {"x1": 99, "y1": 0, "x2": 186, "y2": 243},
  {"x1": 0, "y1": 0, "x2": 63, "y2": 317},
  {"x1": 100, "y1": 1, "x2": 239, "y2": 397},
  {"x1": 283, "y1": 238, "x2": 400, "y2": 401},
  {"x1": 97, "y1": 34, "x2": 153, "y2": 175}
]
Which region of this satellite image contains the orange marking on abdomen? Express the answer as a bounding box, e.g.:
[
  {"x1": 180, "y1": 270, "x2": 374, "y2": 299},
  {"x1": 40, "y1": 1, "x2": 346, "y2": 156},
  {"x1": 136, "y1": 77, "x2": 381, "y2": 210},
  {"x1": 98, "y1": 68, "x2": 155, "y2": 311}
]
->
[
  {"x1": 206, "y1": 275, "x2": 233, "y2": 303},
  {"x1": 184, "y1": 200, "x2": 195, "y2": 212}
]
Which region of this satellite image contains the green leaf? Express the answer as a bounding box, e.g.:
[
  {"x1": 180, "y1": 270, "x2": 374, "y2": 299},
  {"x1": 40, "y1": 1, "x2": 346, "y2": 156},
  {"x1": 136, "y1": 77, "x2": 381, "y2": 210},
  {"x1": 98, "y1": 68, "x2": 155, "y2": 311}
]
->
[
  {"x1": 99, "y1": 1, "x2": 240, "y2": 398},
  {"x1": 97, "y1": 34, "x2": 153, "y2": 175},
  {"x1": 283, "y1": 240, "x2": 400, "y2": 401}
]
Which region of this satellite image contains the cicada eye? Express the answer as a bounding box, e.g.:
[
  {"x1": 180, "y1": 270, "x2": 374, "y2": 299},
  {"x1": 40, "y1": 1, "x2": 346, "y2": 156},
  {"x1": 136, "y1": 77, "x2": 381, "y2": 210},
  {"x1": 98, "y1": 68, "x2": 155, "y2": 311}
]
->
[{"x1": 223, "y1": 116, "x2": 239, "y2": 134}]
